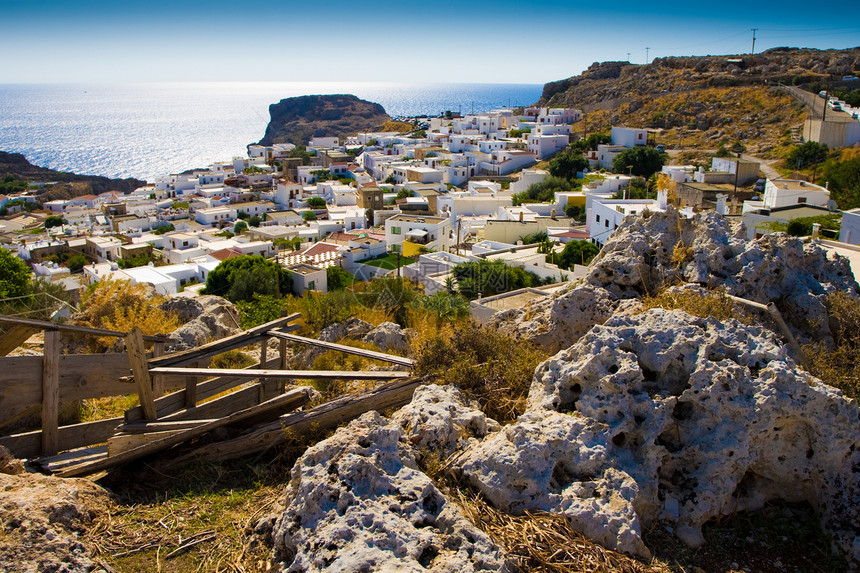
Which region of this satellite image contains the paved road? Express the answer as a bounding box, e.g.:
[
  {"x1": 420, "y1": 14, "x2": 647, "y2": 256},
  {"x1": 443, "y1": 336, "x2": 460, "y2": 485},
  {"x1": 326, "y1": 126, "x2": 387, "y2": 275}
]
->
[{"x1": 780, "y1": 85, "x2": 856, "y2": 123}]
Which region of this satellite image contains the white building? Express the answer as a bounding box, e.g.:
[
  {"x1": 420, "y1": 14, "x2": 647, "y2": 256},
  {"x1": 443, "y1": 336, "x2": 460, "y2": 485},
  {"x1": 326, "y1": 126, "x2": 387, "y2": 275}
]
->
[
  {"x1": 196, "y1": 205, "x2": 238, "y2": 226},
  {"x1": 840, "y1": 208, "x2": 860, "y2": 245},
  {"x1": 742, "y1": 179, "x2": 831, "y2": 213},
  {"x1": 287, "y1": 263, "x2": 327, "y2": 295},
  {"x1": 610, "y1": 127, "x2": 648, "y2": 148},
  {"x1": 590, "y1": 195, "x2": 666, "y2": 247},
  {"x1": 385, "y1": 214, "x2": 451, "y2": 253}
]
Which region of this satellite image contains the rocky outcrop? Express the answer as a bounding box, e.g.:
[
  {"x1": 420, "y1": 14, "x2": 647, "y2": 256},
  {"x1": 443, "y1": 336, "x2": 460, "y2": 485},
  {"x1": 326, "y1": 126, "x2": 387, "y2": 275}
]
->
[
  {"x1": 257, "y1": 95, "x2": 391, "y2": 147},
  {"x1": 271, "y1": 410, "x2": 509, "y2": 572},
  {"x1": 0, "y1": 151, "x2": 145, "y2": 198},
  {"x1": 457, "y1": 309, "x2": 860, "y2": 561},
  {"x1": 362, "y1": 321, "x2": 411, "y2": 354},
  {"x1": 0, "y1": 470, "x2": 111, "y2": 573},
  {"x1": 319, "y1": 318, "x2": 374, "y2": 343},
  {"x1": 392, "y1": 385, "x2": 500, "y2": 457},
  {"x1": 162, "y1": 295, "x2": 241, "y2": 352},
  {"x1": 491, "y1": 210, "x2": 858, "y2": 351}
]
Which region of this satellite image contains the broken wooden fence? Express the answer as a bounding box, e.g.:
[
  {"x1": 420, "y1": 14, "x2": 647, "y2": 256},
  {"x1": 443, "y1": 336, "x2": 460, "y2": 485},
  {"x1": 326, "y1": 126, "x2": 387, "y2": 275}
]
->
[{"x1": 0, "y1": 313, "x2": 420, "y2": 477}]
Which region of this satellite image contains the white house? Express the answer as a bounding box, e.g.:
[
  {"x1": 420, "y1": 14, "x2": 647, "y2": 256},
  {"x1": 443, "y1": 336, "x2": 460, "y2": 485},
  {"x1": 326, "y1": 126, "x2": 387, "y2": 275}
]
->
[
  {"x1": 610, "y1": 127, "x2": 648, "y2": 148},
  {"x1": 195, "y1": 206, "x2": 238, "y2": 226},
  {"x1": 590, "y1": 195, "x2": 666, "y2": 247},
  {"x1": 840, "y1": 208, "x2": 860, "y2": 245},
  {"x1": 287, "y1": 263, "x2": 327, "y2": 295},
  {"x1": 742, "y1": 179, "x2": 831, "y2": 213},
  {"x1": 385, "y1": 214, "x2": 451, "y2": 253}
]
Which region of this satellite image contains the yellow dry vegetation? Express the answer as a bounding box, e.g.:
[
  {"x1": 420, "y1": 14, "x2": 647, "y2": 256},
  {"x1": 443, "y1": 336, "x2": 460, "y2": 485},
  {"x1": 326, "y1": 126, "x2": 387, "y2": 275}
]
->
[{"x1": 379, "y1": 120, "x2": 414, "y2": 133}]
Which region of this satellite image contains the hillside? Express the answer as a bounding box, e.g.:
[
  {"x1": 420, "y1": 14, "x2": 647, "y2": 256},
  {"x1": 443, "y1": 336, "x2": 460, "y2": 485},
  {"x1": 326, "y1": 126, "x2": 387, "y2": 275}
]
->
[
  {"x1": 256, "y1": 94, "x2": 391, "y2": 146},
  {"x1": 540, "y1": 47, "x2": 860, "y2": 156},
  {"x1": 0, "y1": 151, "x2": 146, "y2": 199}
]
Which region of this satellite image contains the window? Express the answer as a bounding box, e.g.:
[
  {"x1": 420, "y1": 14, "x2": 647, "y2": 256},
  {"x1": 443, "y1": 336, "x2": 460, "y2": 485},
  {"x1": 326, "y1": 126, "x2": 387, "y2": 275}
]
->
[
  {"x1": 307, "y1": 280, "x2": 315, "y2": 290},
  {"x1": 391, "y1": 226, "x2": 401, "y2": 234},
  {"x1": 595, "y1": 214, "x2": 601, "y2": 222},
  {"x1": 605, "y1": 220, "x2": 609, "y2": 227},
  {"x1": 797, "y1": 197, "x2": 806, "y2": 204}
]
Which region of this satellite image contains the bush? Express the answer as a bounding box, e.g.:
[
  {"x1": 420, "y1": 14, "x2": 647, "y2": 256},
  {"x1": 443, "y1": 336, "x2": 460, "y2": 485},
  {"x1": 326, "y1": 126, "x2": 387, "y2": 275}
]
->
[
  {"x1": 202, "y1": 255, "x2": 291, "y2": 303},
  {"x1": 236, "y1": 294, "x2": 292, "y2": 329},
  {"x1": 210, "y1": 349, "x2": 255, "y2": 370},
  {"x1": 233, "y1": 220, "x2": 248, "y2": 234},
  {"x1": 0, "y1": 248, "x2": 32, "y2": 298},
  {"x1": 564, "y1": 204, "x2": 584, "y2": 220},
  {"x1": 548, "y1": 151, "x2": 589, "y2": 181},
  {"x1": 512, "y1": 176, "x2": 572, "y2": 205},
  {"x1": 415, "y1": 325, "x2": 549, "y2": 422},
  {"x1": 152, "y1": 223, "x2": 175, "y2": 235},
  {"x1": 66, "y1": 253, "x2": 88, "y2": 273},
  {"x1": 74, "y1": 280, "x2": 180, "y2": 351},
  {"x1": 785, "y1": 214, "x2": 841, "y2": 237},
  {"x1": 786, "y1": 141, "x2": 828, "y2": 169},
  {"x1": 302, "y1": 211, "x2": 317, "y2": 222},
  {"x1": 452, "y1": 259, "x2": 542, "y2": 300},
  {"x1": 411, "y1": 291, "x2": 470, "y2": 326},
  {"x1": 44, "y1": 215, "x2": 65, "y2": 228},
  {"x1": 306, "y1": 196, "x2": 326, "y2": 208},
  {"x1": 326, "y1": 266, "x2": 355, "y2": 291},
  {"x1": 549, "y1": 240, "x2": 600, "y2": 270}
]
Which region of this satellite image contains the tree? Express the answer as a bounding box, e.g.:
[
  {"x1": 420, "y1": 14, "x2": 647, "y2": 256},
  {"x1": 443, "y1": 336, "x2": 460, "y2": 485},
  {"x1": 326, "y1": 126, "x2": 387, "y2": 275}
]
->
[
  {"x1": 452, "y1": 259, "x2": 541, "y2": 300},
  {"x1": 247, "y1": 215, "x2": 262, "y2": 227},
  {"x1": 564, "y1": 203, "x2": 584, "y2": 220},
  {"x1": 512, "y1": 176, "x2": 572, "y2": 205},
  {"x1": 786, "y1": 141, "x2": 829, "y2": 169},
  {"x1": 302, "y1": 211, "x2": 317, "y2": 222},
  {"x1": 233, "y1": 220, "x2": 248, "y2": 234},
  {"x1": 326, "y1": 266, "x2": 354, "y2": 291},
  {"x1": 66, "y1": 253, "x2": 88, "y2": 273},
  {"x1": 571, "y1": 133, "x2": 610, "y2": 152},
  {"x1": 202, "y1": 255, "x2": 291, "y2": 303},
  {"x1": 396, "y1": 189, "x2": 414, "y2": 200},
  {"x1": 612, "y1": 146, "x2": 666, "y2": 178},
  {"x1": 44, "y1": 215, "x2": 65, "y2": 228},
  {"x1": 551, "y1": 240, "x2": 600, "y2": 270},
  {"x1": 824, "y1": 152, "x2": 860, "y2": 210},
  {"x1": 548, "y1": 151, "x2": 589, "y2": 180},
  {"x1": 0, "y1": 248, "x2": 32, "y2": 299},
  {"x1": 152, "y1": 223, "x2": 175, "y2": 235},
  {"x1": 306, "y1": 196, "x2": 327, "y2": 208}
]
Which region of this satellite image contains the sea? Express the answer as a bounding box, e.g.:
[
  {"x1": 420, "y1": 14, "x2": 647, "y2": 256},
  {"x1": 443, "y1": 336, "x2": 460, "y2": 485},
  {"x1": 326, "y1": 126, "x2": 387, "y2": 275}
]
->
[{"x1": 0, "y1": 82, "x2": 543, "y2": 183}]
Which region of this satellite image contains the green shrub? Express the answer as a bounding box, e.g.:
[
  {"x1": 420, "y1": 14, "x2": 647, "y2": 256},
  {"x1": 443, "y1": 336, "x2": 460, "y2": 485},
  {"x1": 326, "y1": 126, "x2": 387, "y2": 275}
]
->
[{"x1": 804, "y1": 292, "x2": 860, "y2": 402}]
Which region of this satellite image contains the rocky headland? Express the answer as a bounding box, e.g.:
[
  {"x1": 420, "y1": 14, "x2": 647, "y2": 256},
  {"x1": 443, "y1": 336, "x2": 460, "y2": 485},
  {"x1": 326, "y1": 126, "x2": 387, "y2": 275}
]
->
[{"x1": 256, "y1": 94, "x2": 391, "y2": 146}]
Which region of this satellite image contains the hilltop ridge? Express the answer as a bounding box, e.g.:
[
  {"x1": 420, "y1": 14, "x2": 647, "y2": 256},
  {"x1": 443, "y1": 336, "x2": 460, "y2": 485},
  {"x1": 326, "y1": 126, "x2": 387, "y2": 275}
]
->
[{"x1": 539, "y1": 47, "x2": 860, "y2": 154}]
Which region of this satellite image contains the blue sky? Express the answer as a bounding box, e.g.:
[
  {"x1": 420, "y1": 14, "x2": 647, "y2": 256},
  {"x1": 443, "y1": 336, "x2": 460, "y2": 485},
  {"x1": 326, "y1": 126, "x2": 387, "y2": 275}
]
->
[{"x1": 2, "y1": 0, "x2": 858, "y2": 84}]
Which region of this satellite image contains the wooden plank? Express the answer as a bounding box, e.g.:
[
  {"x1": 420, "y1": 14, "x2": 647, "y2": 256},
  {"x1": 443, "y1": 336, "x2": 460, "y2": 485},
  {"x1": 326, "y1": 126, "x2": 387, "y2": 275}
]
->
[
  {"x1": 0, "y1": 325, "x2": 39, "y2": 356},
  {"x1": 0, "y1": 354, "x2": 133, "y2": 425},
  {"x1": 127, "y1": 327, "x2": 157, "y2": 421},
  {"x1": 279, "y1": 338, "x2": 287, "y2": 370},
  {"x1": 267, "y1": 331, "x2": 415, "y2": 367},
  {"x1": 164, "y1": 378, "x2": 422, "y2": 468},
  {"x1": 41, "y1": 330, "x2": 60, "y2": 456},
  {"x1": 149, "y1": 368, "x2": 411, "y2": 381},
  {"x1": 0, "y1": 315, "x2": 166, "y2": 342},
  {"x1": 158, "y1": 384, "x2": 263, "y2": 423},
  {"x1": 117, "y1": 419, "x2": 218, "y2": 434},
  {"x1": 148, "y1": 315, "x2": 300, "y2": 369},
  {"x1": 152, "y1": 341, "x2": 165, "y2": 397},
  {"x1": 38, "y1": 445, "x2": 109, "y2": 473},
  {"x1": 57, "y1": 387, "x2": 312, "y2": 477},
  {"x1": 124, "y1": 355, "x2": 283, "y2": 424},
  {"x1": 0, "y1": 417, "x2": 121, "y2": 460},
  {"x1": 108, "y1": 430, "x2": 184, "y2": 456}
]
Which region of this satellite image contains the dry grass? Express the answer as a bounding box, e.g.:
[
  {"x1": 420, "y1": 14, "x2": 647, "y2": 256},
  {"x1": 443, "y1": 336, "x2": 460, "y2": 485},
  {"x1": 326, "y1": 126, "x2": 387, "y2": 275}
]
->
[
  {"x1": 448, "y1": 488, "x2": 661, "y2": 573},
  {"x1": 804, "y1": 291, "x2": 860, "y2": 402},
  {"x1": 640, "y1": 287, "x2": 754, "y2": 324}
]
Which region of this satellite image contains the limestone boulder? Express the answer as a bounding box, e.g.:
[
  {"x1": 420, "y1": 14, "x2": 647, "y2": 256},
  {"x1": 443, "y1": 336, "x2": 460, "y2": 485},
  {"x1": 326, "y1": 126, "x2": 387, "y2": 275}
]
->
[
  {"x1": 163, "y1": 295, "x2": 241, "y2": 352},
  {"x1": 457, "y1": 309, "x2": 860, "y2": 561},
  {"x1": 363, "y1": 321, "x2": 411, "y2": 354},
  {"x1": 272, "y1": 411, "x2": 508, "y2": 572},
  {"x1": 0, "y1": 472, "x2": 111, "y2": 573},
  {"x1": 392, "y1": 384, "x2": 500, "y2": 457},
  {"x1": 318, "y1": 318, "x2": 374, "y2": 343}
]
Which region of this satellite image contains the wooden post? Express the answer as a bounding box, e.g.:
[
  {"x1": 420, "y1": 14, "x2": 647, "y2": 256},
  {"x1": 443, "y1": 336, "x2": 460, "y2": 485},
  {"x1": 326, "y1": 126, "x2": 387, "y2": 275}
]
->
[
  {"x1": 152, "y1": 341, "x2": 165, "y2": 398},
  {"x1": 126, "y1": 327, "x2": 157, "y2": 421},
  {"x1": 258, "y1": 336, "x2": 270, "y2": 402},
  {"x1": 41, "y1": 330, "x2": 61, "y2": 456},
  {"x1": 185, "y1": 361, "x2": 199, "y2": 408},
  {"x1": 279, "y1": 338, "x2": 287, "y2": 370}
]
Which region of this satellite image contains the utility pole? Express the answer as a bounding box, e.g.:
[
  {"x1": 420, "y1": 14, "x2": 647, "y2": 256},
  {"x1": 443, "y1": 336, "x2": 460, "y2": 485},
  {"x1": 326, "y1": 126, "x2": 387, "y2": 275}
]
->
[
  {"x1": 750, "y1": 28, "x2": 758, "y2": 54},
  {"x1": 645, "y1": 47, "x2": 650, "y2": 64},
  {"x1": 626, "y1": 52, "x2": 631, "y2": 62}
]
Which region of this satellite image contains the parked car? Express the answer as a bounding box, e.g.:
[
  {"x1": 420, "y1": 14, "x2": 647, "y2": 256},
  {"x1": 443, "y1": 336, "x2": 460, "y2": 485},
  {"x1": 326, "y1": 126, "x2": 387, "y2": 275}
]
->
[
  {"x1": 655, "y1": 144, "x2": 665, "y2": 153},
  {"x1": 753, "y1": 179, "x2": 766, "y2": 193}
]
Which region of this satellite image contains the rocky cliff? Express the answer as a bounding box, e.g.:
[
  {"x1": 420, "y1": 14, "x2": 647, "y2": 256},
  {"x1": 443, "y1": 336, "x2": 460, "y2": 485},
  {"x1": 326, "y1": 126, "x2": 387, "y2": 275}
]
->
[
  {"x1": 0, "y1": 151, "x2": 145, "y2": 198},
  {"x1": 538, "y1": 47, "x2": 860, "y2": 154},
  {"x1": 256, "y1": 94, "x2": 391, "y2": 146}
]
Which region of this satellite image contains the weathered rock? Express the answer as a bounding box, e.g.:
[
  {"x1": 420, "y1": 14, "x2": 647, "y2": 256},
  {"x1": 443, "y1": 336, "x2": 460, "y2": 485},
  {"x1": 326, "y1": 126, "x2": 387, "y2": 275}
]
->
[
  {"x1": 0, "y1": 445, "x2": 25, "y2": 475},
  {"x1": 458, "y1": 309, "x2": 860, "y2": 561},
  {"x1": 318, "y1": 318, "x2": 374, "y2": 343},
  {"x1": 159, "y1": 296, "x2": 204, "y2": 323},
  {"x1": 492, "y1": 209, "x2": 858, "y2": 350},
  {"x1": 490, "y1": 283, "x2": 619, "y2": 352},
  {"x1": 0, "y1": 472, "x2": 111, "y2": 573},
  {"x1": 362, "y1": 321, "x2": 411, "y2": 354},
  {"x1": 392, "y1": 385, "x2": 500, "y2": 457},
  {"x1": 164, "y1": 295, "x2": 241, "y2": 352},
  {"x1": 272, "y1": 411, "x2": 508, "y2": 572}
]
